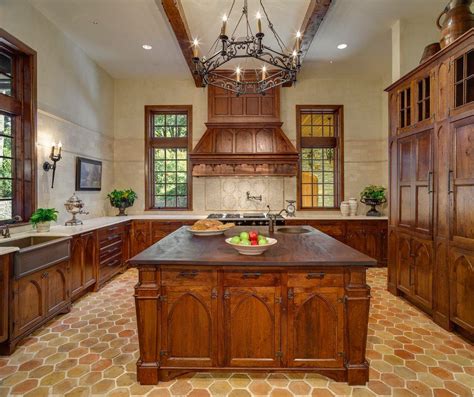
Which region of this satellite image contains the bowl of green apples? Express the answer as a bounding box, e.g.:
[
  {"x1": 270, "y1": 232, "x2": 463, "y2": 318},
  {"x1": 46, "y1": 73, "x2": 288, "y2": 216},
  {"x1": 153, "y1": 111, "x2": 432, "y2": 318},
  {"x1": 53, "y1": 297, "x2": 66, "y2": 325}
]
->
[{"x1": 225, "y1": 230, "x2": 277, "y2": 256}]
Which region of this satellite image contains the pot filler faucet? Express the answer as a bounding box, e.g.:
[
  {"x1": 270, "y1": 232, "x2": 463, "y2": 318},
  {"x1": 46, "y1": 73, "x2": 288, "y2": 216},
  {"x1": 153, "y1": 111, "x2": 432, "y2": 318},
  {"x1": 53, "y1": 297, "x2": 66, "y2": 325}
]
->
[
  {"x1": 266, "y1": 205, "x2": 288, "y2": 233},
  {"x1": 246, "y1": 191, "x2": 262, "y2": 202}
]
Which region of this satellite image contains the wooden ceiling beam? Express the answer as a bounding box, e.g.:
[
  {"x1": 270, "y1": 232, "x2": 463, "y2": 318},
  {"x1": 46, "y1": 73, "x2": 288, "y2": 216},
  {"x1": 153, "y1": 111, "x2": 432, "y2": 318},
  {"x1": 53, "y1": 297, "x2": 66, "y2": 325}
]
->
[
  {"x1": 283, "y1": 0, "x2": 333, "y2": 86},
  {"x1": 160, "y1": 0, "x2": 202, "y2": 87}
]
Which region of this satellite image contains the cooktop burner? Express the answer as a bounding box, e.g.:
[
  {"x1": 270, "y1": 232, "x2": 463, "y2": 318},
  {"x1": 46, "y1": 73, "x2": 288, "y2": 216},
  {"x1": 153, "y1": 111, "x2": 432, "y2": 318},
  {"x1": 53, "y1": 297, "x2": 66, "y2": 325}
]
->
[
  {"x1": 207, "y1": 213, "x2": 224, "y2": 219},
  {"x1": 224, "y1": 214, "x2": 240, "y2": 219},
  {"x1": 243, "y1": 213, "x2": 266, "y2": 219}
]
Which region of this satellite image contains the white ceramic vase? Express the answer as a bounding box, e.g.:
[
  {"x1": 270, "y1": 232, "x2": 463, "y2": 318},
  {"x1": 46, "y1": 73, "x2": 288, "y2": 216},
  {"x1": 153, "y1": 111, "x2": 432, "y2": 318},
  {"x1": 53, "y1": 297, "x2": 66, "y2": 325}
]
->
[
  {"x1": 36, "y1": 221, "x2": 51, "y2": 233},
  {"x1": 348, "y1": 197, "x2": 358, "y2": 216},
  {"x1": 340, "y1": 201, "x2": 350, "y2": 217}
]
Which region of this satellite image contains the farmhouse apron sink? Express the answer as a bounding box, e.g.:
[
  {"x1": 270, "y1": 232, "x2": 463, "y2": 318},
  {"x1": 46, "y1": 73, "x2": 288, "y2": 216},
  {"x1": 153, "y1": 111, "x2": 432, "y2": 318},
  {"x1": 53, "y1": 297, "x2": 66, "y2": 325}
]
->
[{"x1": 0, "y1": 236, "x2": 71, "y2": 278}]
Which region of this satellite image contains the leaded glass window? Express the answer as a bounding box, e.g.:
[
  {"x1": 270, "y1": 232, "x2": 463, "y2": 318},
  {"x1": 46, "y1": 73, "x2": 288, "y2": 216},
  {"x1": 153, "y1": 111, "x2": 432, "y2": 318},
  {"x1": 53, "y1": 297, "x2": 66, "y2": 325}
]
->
[
  {"x1": 146, "y1": 106, "x2": 192, "y2": 210},
  {"x1": 297, "y1": 106, "x2": 343, "y2": 209}
]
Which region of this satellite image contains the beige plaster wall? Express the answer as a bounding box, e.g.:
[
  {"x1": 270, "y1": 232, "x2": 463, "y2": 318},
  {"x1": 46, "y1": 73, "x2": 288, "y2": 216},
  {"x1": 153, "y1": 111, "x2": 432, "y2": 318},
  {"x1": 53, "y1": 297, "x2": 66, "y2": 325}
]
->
[
  {"x1": 0, "y1": 0, "x2": 115, "y2": 224},
  {"x1": 114, "y1": 66, "x2": 387, "y2": 215}
]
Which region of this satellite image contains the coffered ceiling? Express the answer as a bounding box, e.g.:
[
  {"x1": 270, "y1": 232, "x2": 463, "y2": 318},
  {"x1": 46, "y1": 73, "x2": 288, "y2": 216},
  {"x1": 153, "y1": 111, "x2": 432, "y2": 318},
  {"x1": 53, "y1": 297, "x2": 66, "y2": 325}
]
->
[{"x1": 30, "y1": 0, "x2": 447, "y2": 79}]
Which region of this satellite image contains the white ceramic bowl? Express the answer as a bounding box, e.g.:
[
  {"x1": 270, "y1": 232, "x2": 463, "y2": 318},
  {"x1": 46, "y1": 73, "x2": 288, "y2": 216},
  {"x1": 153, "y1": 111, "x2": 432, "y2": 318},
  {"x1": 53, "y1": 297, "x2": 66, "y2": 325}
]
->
[{"x1": 225, "y1": 237, "x2": 277, "y2": 255}]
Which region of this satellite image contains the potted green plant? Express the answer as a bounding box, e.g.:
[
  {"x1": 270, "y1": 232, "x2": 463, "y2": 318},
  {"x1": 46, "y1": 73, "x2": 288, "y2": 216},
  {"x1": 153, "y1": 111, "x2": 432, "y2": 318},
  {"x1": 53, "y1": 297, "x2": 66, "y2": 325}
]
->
[
  {"x1": 360, "y1": 185, "x2": 387, "y2": 217},
  {"x1": 107, "y1": 189, "x2": 137, "y2": 216},
  {"x1": 30, "y1": 208, "x2": 59, "y2": 232}
]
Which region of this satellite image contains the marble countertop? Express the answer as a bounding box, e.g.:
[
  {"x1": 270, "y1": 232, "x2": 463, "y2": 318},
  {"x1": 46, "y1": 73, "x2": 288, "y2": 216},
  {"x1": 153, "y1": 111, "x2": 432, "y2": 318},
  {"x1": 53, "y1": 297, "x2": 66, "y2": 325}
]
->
[{"x1": 0, "y1": 213, "x2": 388, "y2": 253}]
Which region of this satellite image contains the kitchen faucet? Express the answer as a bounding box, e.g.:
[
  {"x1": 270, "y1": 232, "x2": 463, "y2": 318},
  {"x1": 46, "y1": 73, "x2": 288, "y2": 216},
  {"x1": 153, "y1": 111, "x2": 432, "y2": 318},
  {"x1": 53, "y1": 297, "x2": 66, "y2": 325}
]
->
[
  {"x1": 0, "y1": 215, "x2": 23, "y2": 239},
  {"x1": 266, "y1": 205, "x2": 288, "y2": 233}
]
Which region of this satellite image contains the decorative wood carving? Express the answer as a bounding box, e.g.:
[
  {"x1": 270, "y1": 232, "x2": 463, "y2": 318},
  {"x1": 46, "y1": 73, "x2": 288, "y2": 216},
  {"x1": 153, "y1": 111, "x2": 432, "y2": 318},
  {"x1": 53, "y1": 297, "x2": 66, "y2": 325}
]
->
[{"x1": 191, "y1": 83, "x2": 298, "y2": 176}]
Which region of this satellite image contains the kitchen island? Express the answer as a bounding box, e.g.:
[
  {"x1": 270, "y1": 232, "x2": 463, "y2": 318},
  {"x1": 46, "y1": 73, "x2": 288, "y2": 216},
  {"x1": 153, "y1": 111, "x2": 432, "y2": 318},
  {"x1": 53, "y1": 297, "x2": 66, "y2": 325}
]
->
[{"x1": 130, "y1": 226, "x2": 376, "y2": 385}]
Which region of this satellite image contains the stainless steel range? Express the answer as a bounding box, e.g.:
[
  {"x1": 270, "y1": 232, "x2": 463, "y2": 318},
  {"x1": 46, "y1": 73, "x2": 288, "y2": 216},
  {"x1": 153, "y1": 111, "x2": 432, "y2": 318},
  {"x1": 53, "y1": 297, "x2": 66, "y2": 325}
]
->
[{"x1": 207, "y1": 213, "x2": 285, "y2": 226}]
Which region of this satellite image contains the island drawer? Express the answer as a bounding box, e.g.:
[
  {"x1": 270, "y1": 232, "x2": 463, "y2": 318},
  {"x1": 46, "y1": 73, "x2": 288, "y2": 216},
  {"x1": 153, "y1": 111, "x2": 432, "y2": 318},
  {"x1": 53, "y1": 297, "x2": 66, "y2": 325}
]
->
[
  {"x1": 223, "y1": 270, "x2": 280, "y2": 286},
  {"x1": 287, "y1": 270, "x2": 344, "y2": 287},
  {"x1": 161, "y1": 267, "x2": 216, "y2": 286}
]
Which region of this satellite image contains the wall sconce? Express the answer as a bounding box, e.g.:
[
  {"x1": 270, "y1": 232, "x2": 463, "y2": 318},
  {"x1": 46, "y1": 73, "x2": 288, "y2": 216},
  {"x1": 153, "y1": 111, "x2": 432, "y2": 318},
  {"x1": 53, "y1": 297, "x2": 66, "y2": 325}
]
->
[{"x1": 43, "y1": 141, "x2": 62, "y2": 188}]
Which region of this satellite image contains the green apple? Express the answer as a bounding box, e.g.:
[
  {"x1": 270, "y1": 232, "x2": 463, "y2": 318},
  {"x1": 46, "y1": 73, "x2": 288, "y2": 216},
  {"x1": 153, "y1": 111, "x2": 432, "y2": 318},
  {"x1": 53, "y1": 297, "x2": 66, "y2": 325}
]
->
[
  {"x1": 240, "y1": 231, "x2": 250, "y2": 240},
  {"x1": 258, "y1": 238, "x2": 268, "y2": 245},
  {"x1": 240, "y1": 239, "x2": 251, "y2": 246},
  {"x1": 230, "y1": 236, "x2": 241, "y2": 244}
]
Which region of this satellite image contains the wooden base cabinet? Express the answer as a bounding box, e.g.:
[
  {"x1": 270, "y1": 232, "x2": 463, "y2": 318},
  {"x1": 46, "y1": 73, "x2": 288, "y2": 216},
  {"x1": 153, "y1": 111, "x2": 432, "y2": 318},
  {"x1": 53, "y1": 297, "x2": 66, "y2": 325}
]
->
[
  {"x1": 0, "y1": 260, "x2": 71, "y2": 354},
  {"x1": 386, "y1": 29, "x2": 474, "y2": 340},
  {"x1": 286, "y1": 219, "x2": 387, "y2": 266},
  {"x1": 131, "y1": 220, "x2": 194, "y2": 257},
  {"x1": 71, "y1": 231, "x2": 97, "y2": 300},
  {"x1": 97, "y1": 223, "x2": 129, "y2": 288},
  {"x1": 135, "y1": 266, "x2": 371, "y2": 386}
]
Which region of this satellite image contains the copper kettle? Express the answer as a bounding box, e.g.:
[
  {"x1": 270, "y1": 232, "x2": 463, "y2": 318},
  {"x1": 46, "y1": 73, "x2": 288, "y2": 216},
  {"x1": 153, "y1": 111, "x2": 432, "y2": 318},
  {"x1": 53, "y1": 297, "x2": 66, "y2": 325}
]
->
[{"x1": 437, "y1": 0, "x2": 474, "y2": 48}]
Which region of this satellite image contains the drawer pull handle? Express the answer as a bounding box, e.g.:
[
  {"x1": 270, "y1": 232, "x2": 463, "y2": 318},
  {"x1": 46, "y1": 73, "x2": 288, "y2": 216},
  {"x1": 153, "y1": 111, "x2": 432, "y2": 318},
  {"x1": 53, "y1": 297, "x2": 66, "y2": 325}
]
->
[
  {"x1": 178, "y1": 270, "x2": 198, "y2": 278},
  {"x1": 242, "y1": 272, "x2": 261, "y2": 279},
  {"x1": 108, "y1": 259, "x2": 120, "y2": 267},
  {"x1": 306, "y1": 272, "x2": 325, "y2": 279},
  {"x1": 107, "y1": 234, "x2": 120, "y2": 241}
]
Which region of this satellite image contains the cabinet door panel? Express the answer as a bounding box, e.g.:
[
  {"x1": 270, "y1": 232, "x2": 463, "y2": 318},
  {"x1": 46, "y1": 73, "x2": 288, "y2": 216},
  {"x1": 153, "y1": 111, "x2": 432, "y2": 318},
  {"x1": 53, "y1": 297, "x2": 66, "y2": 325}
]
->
[
  {"x1": 161, "y1": 286, "x2": 217, "y2": 367},
  {"x1": 70, "y1": 237, "x2": 84, "y2": 298},
  {"x1": 451, "y1": 117, "x2": 474, "y2": 250},
  {"x1": 131, "y1": 221, "x2": 151, "y2": 256},
  {"x1": 398, "y1": 138, "x2": 413, "y2": 228},
  {"x1": 397, "y1": 234, "x2": 412, "y2": 294},
  {"x1": 414, "y1": 130, "x2": 433, "y2": 235},
  {"x1": 288, "y1": 287, "x2": 344, "y2": 368},
  {"x1": 47, "y1": 262, "x2": 69, "y2": 315},
  {"x1": 412, "y1": 238, "x2": 433, "y2": 310},
  {"x1": 83, "y1": 232, "x2": 96, "y2": 286},
  {"x1": 13, "y1": 272, "x2": 46, "y2": 337},
  {"x1": 449, "y1": 250, "x2": 474, "y2": 334},
  {"x1": 224, "y1": 286, "x2": 281, "y2": 367},
  {"x1": 0, "y1": 256, "x2": 9, "y2": 343}
]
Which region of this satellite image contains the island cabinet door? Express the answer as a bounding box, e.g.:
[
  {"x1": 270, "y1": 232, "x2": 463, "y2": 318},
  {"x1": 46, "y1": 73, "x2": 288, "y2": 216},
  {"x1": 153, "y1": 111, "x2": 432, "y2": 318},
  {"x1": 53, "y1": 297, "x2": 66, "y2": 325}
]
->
[
  {"x1": 160, "y1": 285, "x2": 218, "y2": 367},
  {"x1": 287, "y1": 286, "x2": 345, "y2": 368},
  {"x1": 223, "y1": 286, "x2": 281, "y2": 368}
]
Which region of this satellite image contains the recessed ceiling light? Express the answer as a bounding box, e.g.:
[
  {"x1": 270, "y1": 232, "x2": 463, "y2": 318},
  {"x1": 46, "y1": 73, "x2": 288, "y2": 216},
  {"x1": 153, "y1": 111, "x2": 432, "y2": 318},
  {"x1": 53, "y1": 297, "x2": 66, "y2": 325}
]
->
[
  {"x1": 337, "y1": 43, "x2": 348, "y2": 50},
  {"x1": 142, "y1": 44, "x2": 152, "y2": 50},
  {"x1": 91, "y1": 20, "x2": 99, "y2": 25}
]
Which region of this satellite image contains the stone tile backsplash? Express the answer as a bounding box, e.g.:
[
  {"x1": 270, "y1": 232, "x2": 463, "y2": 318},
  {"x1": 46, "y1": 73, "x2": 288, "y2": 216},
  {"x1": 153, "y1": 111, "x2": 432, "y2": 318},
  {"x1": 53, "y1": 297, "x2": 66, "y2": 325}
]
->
[{"x1": 204, "y1": 177, "x2": 292, "y2": 212}]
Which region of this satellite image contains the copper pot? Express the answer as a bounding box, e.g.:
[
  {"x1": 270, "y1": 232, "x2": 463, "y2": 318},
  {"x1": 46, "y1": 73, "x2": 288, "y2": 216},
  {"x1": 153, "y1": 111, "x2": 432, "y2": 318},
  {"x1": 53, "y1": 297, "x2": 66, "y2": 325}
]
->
[
  {"x1": 420, "y1": 42, "x2": 442, "y2": 64},
  {"x1": 437, "y1": 0, "x2": 474, "y2": 48}
]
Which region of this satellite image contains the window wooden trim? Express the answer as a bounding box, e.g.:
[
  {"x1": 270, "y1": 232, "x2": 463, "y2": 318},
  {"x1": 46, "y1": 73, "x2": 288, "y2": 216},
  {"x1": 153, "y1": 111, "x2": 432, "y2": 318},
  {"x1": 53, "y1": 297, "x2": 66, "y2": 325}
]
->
[
  {"x1": 296, "y1": 105, "x2": 344, "y2": 211},
  {"x1": 145, "y1": 105, "x2": 193, "y2": 211},
  {"x1": 0, "y1": 28, "x2": 37, "y2": 223}
]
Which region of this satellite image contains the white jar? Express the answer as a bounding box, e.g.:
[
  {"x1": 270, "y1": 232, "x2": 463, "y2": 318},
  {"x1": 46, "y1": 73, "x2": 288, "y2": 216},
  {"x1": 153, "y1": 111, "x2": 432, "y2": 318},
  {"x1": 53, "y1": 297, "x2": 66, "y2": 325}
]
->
[
  {"x1": 340, "y1": 201, "x2": 350, "y2": 217},
  {"x1": 348, "y1": 197, "x2": 358, "y2": 216}
]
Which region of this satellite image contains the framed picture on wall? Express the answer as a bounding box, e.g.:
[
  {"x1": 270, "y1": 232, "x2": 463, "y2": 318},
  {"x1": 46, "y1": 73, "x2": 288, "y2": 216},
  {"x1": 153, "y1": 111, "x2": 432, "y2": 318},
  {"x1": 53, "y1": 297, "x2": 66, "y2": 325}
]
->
[{"x1": 76, "y1": 157, "x2": 102, "y2": 191}]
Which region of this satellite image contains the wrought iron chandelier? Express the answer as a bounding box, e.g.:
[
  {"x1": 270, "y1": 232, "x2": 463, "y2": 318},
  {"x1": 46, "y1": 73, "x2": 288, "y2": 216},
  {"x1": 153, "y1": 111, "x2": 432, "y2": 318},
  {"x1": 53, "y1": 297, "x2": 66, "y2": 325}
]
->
[{"x1": 192, "y1": 0, "x2": 302, "y2": 96}]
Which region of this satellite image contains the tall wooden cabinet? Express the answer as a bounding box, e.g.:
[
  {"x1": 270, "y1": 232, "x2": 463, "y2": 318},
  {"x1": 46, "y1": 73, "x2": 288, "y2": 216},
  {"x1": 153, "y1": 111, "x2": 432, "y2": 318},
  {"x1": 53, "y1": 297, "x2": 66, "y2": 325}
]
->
[{"x1": 386, "y1": 29, "x2": 474, "y2": 340}]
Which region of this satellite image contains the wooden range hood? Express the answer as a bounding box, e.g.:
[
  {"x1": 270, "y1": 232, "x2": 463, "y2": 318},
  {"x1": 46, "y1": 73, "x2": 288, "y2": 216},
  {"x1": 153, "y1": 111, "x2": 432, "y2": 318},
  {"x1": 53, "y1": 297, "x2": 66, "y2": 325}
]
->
[{"x1": 190, "y1": 77, "x2": 298, "y2": 177}]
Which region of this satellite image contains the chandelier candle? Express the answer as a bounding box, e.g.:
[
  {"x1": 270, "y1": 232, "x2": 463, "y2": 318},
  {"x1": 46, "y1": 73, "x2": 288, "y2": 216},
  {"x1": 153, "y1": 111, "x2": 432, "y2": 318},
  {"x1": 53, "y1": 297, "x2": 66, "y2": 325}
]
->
[
  {"x1": 221, "y1": 14, "x2": 227, "y2": 36},
  {"x1": 192, "y1": 38, "x2": 199, "y2": 58},
  {"x1": 256, "y1": 11, "x2": 262, "y2": 33}
]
